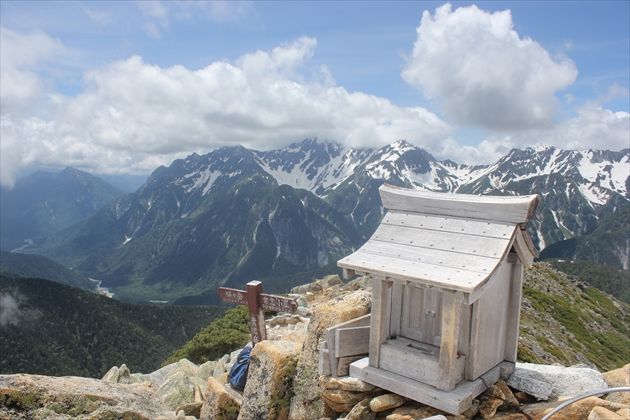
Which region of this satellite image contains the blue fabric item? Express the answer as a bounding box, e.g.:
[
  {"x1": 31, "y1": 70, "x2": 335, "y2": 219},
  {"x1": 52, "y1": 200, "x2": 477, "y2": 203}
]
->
[{"x1": 228, "y1": 345, "x2": 252, "y2": 391}]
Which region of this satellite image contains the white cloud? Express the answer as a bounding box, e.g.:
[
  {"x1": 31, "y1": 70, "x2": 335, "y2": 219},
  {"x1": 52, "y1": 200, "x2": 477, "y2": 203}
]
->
[
  {"x1": 136, "y1": 1, "x2": 252, "y2": 38},
  {"x1": 0, "y1": 293, "x2": 21, "y2": 327},
  {"x1": 0, "y1": 35, "x2": 451, "y2": 187},
  {"x1": 402, "y1": 3, "x2": 578, "y2": 130},
  {"x1": 83, "y1": 7, "x2": 112, "y2": 26},
  {"x1": 444, "y1": 105, "x2": 630, "y2": 164},
  {"x1": 137, "y1": 1, "x2": 169, "y2": 38},
  {"x1": 0, "y1": 27, "x2": 65, "y2": 114}
]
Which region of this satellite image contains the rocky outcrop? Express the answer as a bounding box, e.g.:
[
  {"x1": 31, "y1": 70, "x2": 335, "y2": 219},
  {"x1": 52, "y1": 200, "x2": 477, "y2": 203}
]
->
[
  {"x1": 507, "y1": 363, "x2": 607, "y2": 400},
  {"x1": 199, "y1": 377, "x2": 241, "y2": 420},
  {"x1": 237, "y1": 340, "x2": 300, "y2": 420},
  {"x1": 0, "y1": 374, "x2": 173, "y2": 419},
  {"x1": 288, "y1": 282, "x2": 371, "y2": 420}
]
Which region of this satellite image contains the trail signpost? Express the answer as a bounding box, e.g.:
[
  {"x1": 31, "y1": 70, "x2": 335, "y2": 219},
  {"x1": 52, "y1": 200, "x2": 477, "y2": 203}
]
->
[{"x1": 218, "y1": 280, "x2": 298, "y2": 344}]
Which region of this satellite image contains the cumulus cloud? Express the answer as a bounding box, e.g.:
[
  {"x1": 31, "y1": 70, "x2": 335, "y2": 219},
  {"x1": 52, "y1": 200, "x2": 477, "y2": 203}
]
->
[
  {"x1": 0, "y1": 27, "x2": 65, "y2": 114},
  {"x1": 0, "y1": 35, "x2": 451, "y2": 187},
  {"x1": 439, "y1": 105, "x2": 630, "y2": 165},
  {"x1": 402, "y1": 3, "x2": 578, "y2": 130}
]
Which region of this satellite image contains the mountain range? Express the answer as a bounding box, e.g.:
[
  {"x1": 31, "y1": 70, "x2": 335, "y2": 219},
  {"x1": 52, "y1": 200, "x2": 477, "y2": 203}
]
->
[
  {"x1": 6, "y1": 139, "x2": 628, "y2": 301},
  {"x1": 0, "y1": 167, "x2": 122, "y2": 251},
  {"x1": 0, "y1": 251, "x2": 96, "y2": 291}
]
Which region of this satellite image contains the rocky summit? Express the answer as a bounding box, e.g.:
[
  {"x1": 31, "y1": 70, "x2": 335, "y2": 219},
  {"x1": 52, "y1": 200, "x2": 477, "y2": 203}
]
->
[{"x1": 1, "y1": 266, "x2": 629, "y2": 419}]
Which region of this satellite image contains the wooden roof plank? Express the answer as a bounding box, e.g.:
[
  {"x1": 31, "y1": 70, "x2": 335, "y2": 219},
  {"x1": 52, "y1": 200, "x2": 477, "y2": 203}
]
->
[
  {"x1": 380, "y1": 184, "x2": 539, "y2": 224},
  {"x1": 382, "y1": 212, "x2": 515, "y2": 239},
  {"x1": 338, "y1": 252, "x2": 487, "y2": 292},
  {"x1": 372, "y1": 224, "x2": 512, "y2": 259},
  {"x1": 355, "y1": 240, "x2": 501, "y2": 275}
]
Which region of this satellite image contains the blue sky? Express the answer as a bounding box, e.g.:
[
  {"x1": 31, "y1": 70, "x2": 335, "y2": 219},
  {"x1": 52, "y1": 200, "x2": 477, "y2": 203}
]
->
[{"x1": 1, "y1": 1, "x2": 628, "y2": 185}]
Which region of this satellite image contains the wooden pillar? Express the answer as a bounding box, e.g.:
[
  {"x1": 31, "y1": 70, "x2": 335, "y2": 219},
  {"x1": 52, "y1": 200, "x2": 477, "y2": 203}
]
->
[
  {"x1": 368, "y1": 275, "x2": 392, "y2": 368},
  {"x1": 504, "y1": 259, "x2": 524, "y2": 362},
  {"x1": 438, "y1": 292, "x2": 462, "y2": 391},
  {"x1": 246, "y1": 280, "x2": 267, "y2": 344}
]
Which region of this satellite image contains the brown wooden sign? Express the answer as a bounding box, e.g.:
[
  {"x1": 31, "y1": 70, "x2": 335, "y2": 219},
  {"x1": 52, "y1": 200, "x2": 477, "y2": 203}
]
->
[{"x1": 218, "y1": 280, "x2": 298, "y2": 344}]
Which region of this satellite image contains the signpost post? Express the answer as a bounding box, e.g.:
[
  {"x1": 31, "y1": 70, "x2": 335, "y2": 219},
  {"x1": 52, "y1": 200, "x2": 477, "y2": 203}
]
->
[{"x1": 218, "y1": 280, "x2": 298, "y2": 345}]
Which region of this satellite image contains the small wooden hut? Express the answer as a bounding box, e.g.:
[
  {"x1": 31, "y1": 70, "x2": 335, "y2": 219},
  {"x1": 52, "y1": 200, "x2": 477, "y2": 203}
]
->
[{"x1": 341, "y1": 184, "x2": 539, "y2": 415}]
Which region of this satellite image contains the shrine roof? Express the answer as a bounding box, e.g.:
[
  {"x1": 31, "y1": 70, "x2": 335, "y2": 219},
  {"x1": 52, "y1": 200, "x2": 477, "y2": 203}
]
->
[{"x1": 337, "y1": 184, "x2": 539, "y2": 295}]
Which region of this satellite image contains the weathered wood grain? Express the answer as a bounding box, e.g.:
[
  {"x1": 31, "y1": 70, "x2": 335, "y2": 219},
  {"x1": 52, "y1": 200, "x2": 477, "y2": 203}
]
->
[
  {"x1": 382, "y1": 212, "x2": 515, "y2": 239},
  {"x1": 350, "y1": 358, "x2": 506, "y2": 415},
  {"x1": 368, "y1": 276, "x2": 392, "y2": 369},
  {"x1": 379, "y1": 184, "x2": 539, "y2": 224},
  {"x1": 437, "y1": 292, "x2": 463, "y2": 391},
  {"x1": 504, "y1": 261, "x2": 524, "y2": 363},
  {"x1": 335, "y1": 326, "x2": 370, "y2": 357}
]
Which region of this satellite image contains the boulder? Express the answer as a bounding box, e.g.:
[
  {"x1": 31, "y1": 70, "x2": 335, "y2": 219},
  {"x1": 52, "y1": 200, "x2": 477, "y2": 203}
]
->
[
  {"x1": 290, "y1": 275, "x2": 342, "y2": 295},
  {"x1": 288, "y1": 289, "x2": 371, "y2": 420},
  {"x1": 588, "y1": 406, "x2": 625, "y2": 420},
  {"x1": 603, "y1": 364, "x2": 629, "y2": 387},
  {"x1": 603, "y1": 364, "x2": 630, "y2": 404},
  {"x1": 508, "y1": 363, "x2": 606, "y2": 400},
  {"x1": 485, "y1": 414, "x2": 527, "y2": 420},
  {"x1": 175, "y1": 401, "x2": 203, "y2": 418},
  {"x1": 478, "y1": 397, "x2": 503, "y2": 419},
  {"x1": 199, "y1": 377, "x2": 241, "y2": 420},
  {"x1": 369, "y1": 394, "x2": 406, "y2": 412},
  {"x1": 102, "y1": 366, "x2": 119, "y2": 382},
  {"x1": 201, "y1": 380, "x2": 240, "y2": 419},
  {"x1": 237, "y1": 340, "x2": 301, "y2": 420},
  {"x1": 616, "y1": 408, "x2": 630, "y2": 418},
  {"x1": 157, "y1": 370, "x2": 208, "y2": 410},
  {"x1": 117, "y1": 364, "x2": 131, "y2": 384},
  {"x1": 146, "y1": 360, "x2": 186, "y2": 387},
  {"x1": 385, "y1": 405, "x2": 442, "y2": 420},
  {"x1": 321, "y1": 376, "x2": 376, "y2": 393},
  {"x1": 494, "y1": 380, "x2": 520, "y2": 409},
  {"x1": 0, "y1": 373, "x2": 172, "y2": 419},
  {"x1": 197, "y1": 361, "x2": 217, "y2": 381},
  {"x1": 321, "y1": 389, "x2": 367, "y2": 413},
  {"x1": 524, "y1": 396, "x2": 627, "y2": 420},
  {"x1": 213, "y1": 359, "x2": 227, "y2": 378},
  {"x1": 346, "y1": 398, "x2": 375, "y2": 420}
]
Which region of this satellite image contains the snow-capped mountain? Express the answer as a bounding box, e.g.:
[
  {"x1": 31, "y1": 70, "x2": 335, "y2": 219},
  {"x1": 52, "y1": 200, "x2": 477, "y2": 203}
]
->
[
  {"x1": 34, "y1": 139, "x2": 628, "y2": 301},
  {"x1": 44, "y1": 145, "x2": 361, "y2": 302},
  {"x1": 254, "y1": 139, "x2": 629, "y2": 251}
]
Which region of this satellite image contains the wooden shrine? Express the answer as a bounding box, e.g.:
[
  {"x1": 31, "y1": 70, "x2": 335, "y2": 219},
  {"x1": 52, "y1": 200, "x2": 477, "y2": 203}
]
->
[{"x1": 341, "y1": 184, "x2": 539, "y2": 415}]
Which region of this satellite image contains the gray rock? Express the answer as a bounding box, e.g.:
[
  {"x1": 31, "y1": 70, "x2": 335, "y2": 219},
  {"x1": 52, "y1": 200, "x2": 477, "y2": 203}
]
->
[
  {"x1": 508, "y1": 363, "x2": 607, "y2": 400},
  {"x1": 146, "y1": 361, "x2": 180, "y2": 387},
  {"x1": 101, "y1": 366, "x2": 119, "y2": 383},
  {"x1": 0, "y1": 373, "x2": 173, "y2": 419},
  {"x1": 117, "y1": 364, "x2": 131, "y2": 384},
  {"x1": 297, "y1": 306, "x2": 312, "y2": 317},
  {"x1": 213, "y1": 359, "x2": 226, "y2": 378},
  {"x1": 238, "y1": 340, "x2": 301, "y2": 420},
  {"x1": 157, "y1": 370, "x2": 208, "y2": 410},
  {"x1": 128, "y1": 373, "x2": 149, "y2": 384},
  {"x1": 200, "y1": 377, "x2": 241, "y2": 420},
  {"x1": 197, "y1": 361, "x2": 217, "y2": 381}
]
